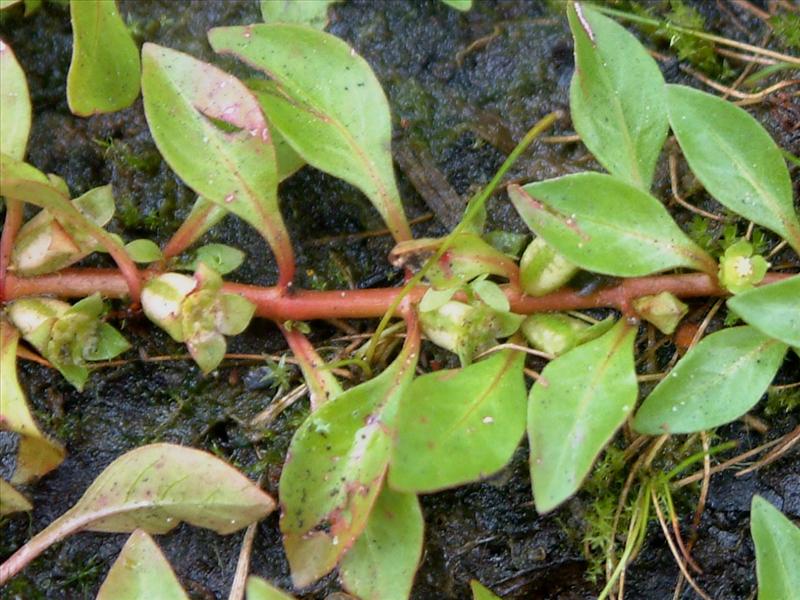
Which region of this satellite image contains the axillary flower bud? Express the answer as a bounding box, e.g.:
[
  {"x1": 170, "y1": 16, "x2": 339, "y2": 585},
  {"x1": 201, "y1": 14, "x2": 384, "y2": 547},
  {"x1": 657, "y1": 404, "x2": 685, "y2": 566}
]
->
[
  {"x1": 7, "y1": 293, "x2": 130, "y2": 391},
  {"x1": 420, "y1": 300, "x2": 523, "y2": 366},
  {"x1": 141, "y1": 263, "x2": 255, "y2": 373}
]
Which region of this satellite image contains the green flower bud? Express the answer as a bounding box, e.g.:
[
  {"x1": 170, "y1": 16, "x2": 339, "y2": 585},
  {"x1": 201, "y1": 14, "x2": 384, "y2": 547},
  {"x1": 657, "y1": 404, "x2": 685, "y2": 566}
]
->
[
  {"x1": 519, "y1": 238, "x2": 579, "y2": 296},
  {"x1": 632, "y1": 292, "x2": 688, "y2": 334},
  {"x1": 521, "y1": 313, "x2": 588, "y2": 356},
  {"x1": 141, "y1": 267, "x2": 255, "y2": 374},
  {"x1": 420, "y1": 300, "x2": 523, "y2": 365}
]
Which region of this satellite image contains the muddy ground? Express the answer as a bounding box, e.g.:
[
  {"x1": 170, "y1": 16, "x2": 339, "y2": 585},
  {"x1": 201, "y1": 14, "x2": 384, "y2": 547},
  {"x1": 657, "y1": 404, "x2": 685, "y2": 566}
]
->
[{"x1": 1, "y1": 0, "x2": 798, "y2": 598}]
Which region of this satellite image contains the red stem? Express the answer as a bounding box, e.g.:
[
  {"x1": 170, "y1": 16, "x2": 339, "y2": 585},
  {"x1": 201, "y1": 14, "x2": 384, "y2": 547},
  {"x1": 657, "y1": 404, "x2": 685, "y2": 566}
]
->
[
  {"x1": 4, "y1": 268, "x2": 794, "y2": 320},
  {"x1": 0, "y1": 199, "x2": 23, "y2": 301}
]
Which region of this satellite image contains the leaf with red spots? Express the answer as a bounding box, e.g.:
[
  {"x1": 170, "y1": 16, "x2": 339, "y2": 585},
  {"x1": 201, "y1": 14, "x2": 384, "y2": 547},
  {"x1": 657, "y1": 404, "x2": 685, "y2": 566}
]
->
[
  {"x1": 279, "y1": 325, "x2": 420, "y2": 588},
  {"x1": 141, "y1": 43, "x2": 295, "y2": 286},
  {"x1": 0, "y1": 443, "x2": 274, "y2": 584},
  {"x1": 208, "y1": 24, "x2": 412, "y2": 242}
]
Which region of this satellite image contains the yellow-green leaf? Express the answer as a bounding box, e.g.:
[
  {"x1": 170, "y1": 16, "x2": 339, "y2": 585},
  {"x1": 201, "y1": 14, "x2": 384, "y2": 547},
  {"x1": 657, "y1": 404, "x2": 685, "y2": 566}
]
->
[
  {"x1": 751, "y1": 496, "x2": 800, "y2": 600},
  {"x1": 389, "y1": 349, "x2": 526, "y2": 492},
  {"x1": 509, "y1": 174, "x2": 716, "y2": 277},
  {"x1": 209, "y1": 24, "x2": 411, "y2": 241},
  {"x1": 96, "y1": 530, "x2": 189, "y2": 600},
  {"x1": 727, "y1": 275, "x2": 800, "y2": 348},
  {"x1": 0, "y1": 39, "x2": 31, "y2": 159},
  {"x1": 667, "y1": 84, "x2": 800, "y2": 253},
  {"x1": 633, "y1": 327, "x2": 787, "y2": 434},
  {"x1": 0, "y1": 318, "x2": 65, "y2": 484},
  {"x1": 260, "y1": 0, "x2": 338, "y2": 29},
  {"x1": 279, "y1": 330, "x2": 419, "y2": 587},
  {"x1": 529, "y1": 321, "x2": 637, "y2": 513},
  {"x1": 0, "y1": 480, "x2": 32, "y2": 515},
  {"x1": 340, "y1": 485, "x2": 423, "y2": 600},
  {"x1": 568, "y1": 3, "x2": 668, "y2": 190},
  {"x1": 67, "y1": 0, "x2": 140, "y2": 116},
  {"x1": 141, "y1": 43, "x2": 294, "y2": 286}
]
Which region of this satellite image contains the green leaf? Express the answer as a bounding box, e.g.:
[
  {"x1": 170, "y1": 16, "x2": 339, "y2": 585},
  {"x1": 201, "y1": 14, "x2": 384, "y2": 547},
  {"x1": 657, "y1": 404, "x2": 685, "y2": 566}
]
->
[
  {"x1": 471, "y1": 278, "x2": 510, "y2": 312},
  {"x1": 508, "y1": 174, "x2": 716, "y2": 276},
  {"x1": 208, "y1": 24, "x2": 412, "y2": 241},
  {"x1": 279, "y1": 332, "x2": 419, "y2": 587},
  {"x1": 634, "y1": 327, "x2": 787, "y2": 434},
  {"x1": 0, "y1": 443, "x2": 275, "y2": 579},
  {"x1": 419, "y1": 286, "x2": 458, "y2": 313},
  {"x1": 247, "y1": 79, "x2": 306, "y2": 180},
  {"x1": 751, "y1": 496, "x2": 800, "y2": 600},
  {"x1": 727, "y1": 275, "x2": 800, "y2": 347},
  {"x1": 529, "y1": 321, "x2": 637, "y2": 513},
  {"x1": 141, "y1": 43, "x2": 295, "y2": 287},
  {"x1": 0, "y1": 1, "x2": 24, "y2": 10},
  {"x1": 246, "y1": 576, "x2": 295, "y2": 600},
  {"x1": 389, "y1": 349, "x2": 526, "y2": 492},
  {"x1": 470, "y1": 580, "x2": 502, "y2": 600},
  {"x1": 567, "y1": 3, "x2": 668, "y2": 190},
  {"x1": 666, "y1": 84, "x2": 800, "y2": 253},
  {"x1": 125, "y1": 239, "x2": 163, "y2": 263},
  {"x1": 0, "y1": 40, "x2": 31, "y2": 159},
  {"x1": 441, "y1": 0, "x2": 472, "y2": 10},
  {"x1": 193, "y1": 243, "x2": 245, "y2": 275},
  {"x1": 0, "y1": 480, "x2": 32, "y2": 515},
  {"x1": 85, "y1": 323, "x2": 131, "y2": 361},
  {"x1": 66, "y1": 0, "x2": 140, "y2": 116},
  {"x1": 96, "y1": 530, "x2": 189, "y2": 600},
  {"x1": 0, "y1": 319, "x2": 66, "y2": 484},
  {"x1": 260, "y1": 0, "x2": 338, "y2": 29},
  {"x1": 340, "y1": 485, "x2": 424, "y2": 600}
]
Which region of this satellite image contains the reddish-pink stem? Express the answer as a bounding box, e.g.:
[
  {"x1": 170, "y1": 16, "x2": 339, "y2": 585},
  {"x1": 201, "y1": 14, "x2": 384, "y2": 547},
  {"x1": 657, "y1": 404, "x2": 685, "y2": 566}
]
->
[
  {"x1": 5, "y1": 268, "x2": 794, "y2": 320},
  {"x1": 0, "y1": 199, "x2": 23, "y2": 301}
]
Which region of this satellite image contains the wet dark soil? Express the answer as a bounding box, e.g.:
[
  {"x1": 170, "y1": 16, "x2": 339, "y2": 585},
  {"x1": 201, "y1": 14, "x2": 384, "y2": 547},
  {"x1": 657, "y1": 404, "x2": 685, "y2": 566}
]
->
[{"x1": 1, "y1": 1, "x2": 798, "y2": 599}]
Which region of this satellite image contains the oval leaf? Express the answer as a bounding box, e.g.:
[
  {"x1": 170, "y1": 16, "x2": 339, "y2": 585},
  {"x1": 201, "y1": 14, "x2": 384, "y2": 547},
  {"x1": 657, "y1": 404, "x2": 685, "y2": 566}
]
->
[
  {"x1": 96, "y1": 530, "x2": 189, "y2": 600},
  {"x1": 67, "y1": 0, "x2": 140, "y2": 116},
  {"x1": 751, "y1": 496, "x2": 800, "y2": 600},
  {"x1": 260, "y1": 0, "x2": 338, "y2": 29},
  {"x1": 208, "y1": 24, "x2": 411, "y2": 241},
  {"x1": 634, "y1": 326, "x2": 787, "y2": 434},
  {"x1": 667, "y1": 84, "x2": 800, "y2": 252},
  {"x1": 141, "y1": 43, "x2": 294, "y2": 286},
  {"x1": 389, "y1": 349, "x2": 526, "y2": 493},
  {"x1": 125, "y1": 239, "x2": 163, "y2": 264},
  {"x1": 246, "y1": 576, "x2": 295, "y2": 600},
  {"x1": 0, "y1": 443, "x2": 274, "y2": 584},
  {"x1": 0, "y1": 480, "x2": 32, "y2": 515},
  {"x1": 529, "y1": 320, "x2": 637, "y2": 513},
  {"x1": 339, "y1": 485, "x2": 423, "y2": 600},
  {"x1": 0, "y1": 39, "x2": 31, "y2": 159},
  {"x1": 568, "y1": 3, "x2": 668, "y2": 190},
  {"x1": 509, "y1": 174, "x2": 715, "y2": 276},
  {"x1": 471, "y1": 581, "x2": 502, "y2": 600},
  {"x1": 279, "y1": 329, "x2": 419, "y2": 588},
  {"x1": 727, "y1": 275, "x2": 800, "y2": 348}
]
